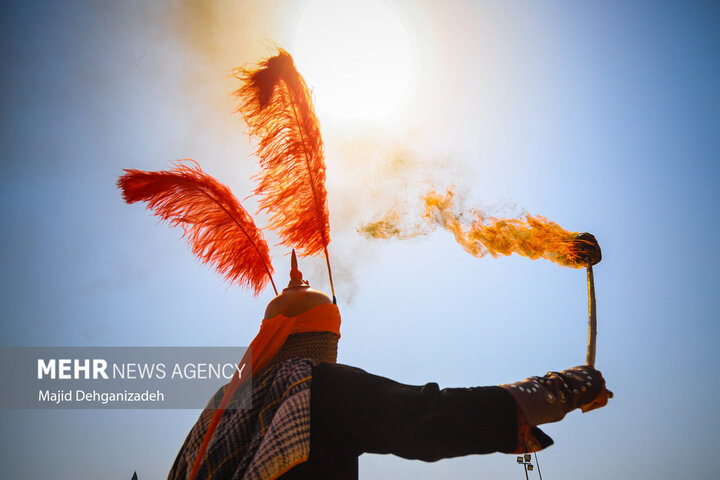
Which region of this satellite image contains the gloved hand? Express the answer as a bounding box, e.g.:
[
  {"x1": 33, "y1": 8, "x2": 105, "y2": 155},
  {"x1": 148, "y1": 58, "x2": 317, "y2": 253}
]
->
[{"x1": 500, "y1": 365, "x2": 611, "y2": 426}]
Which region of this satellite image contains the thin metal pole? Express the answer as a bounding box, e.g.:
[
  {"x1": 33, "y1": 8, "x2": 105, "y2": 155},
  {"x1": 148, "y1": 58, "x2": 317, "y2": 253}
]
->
[
  {"x1": 586, "y1": 260, "x2": 597, "y2": 367},
  {"x1": 523, "y1": 464, "x2": 530, "y2": 480},
  {"x1": 534, "y1": 452, "x2": 544, "y2": 480}
]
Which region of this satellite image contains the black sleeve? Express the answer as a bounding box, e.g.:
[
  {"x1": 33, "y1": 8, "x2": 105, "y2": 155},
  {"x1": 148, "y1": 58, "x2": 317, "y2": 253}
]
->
[{"x1": 310, "y1": 362, "x2": 523, "y2": 462}]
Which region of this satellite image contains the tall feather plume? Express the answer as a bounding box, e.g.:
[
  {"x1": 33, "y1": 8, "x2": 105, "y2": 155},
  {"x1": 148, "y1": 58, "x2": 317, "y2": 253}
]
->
[
  {"x1": 234, "y1": 49, "x2": 335, "y2": 299},
  {"x1": 117, "y1": 160, "x2": 277, "y2": 295}
]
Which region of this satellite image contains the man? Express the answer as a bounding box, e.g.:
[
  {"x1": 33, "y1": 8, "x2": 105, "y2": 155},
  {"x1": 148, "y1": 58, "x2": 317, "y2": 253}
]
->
[{"x1": 168, "y1": 254, "x2": 609, "y2": 480}]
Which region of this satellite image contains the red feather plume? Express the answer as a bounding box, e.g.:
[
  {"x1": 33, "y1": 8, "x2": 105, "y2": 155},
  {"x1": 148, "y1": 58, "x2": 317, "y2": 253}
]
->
[
  {"x1": 234, "y1": 49, "x2": 331, "y2": 259},
  {"x1": 117, "y1": 160, "x2": 277, "y2": 295}
]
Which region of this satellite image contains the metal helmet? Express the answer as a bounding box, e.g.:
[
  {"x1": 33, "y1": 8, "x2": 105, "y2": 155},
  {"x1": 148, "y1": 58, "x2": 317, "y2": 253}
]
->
[
  {"x1": 262, "y1": 250, "x2": 338, "y2": 366},
  {"x1": 263, "y1": 250, "x2": 333, "y2": 319}
]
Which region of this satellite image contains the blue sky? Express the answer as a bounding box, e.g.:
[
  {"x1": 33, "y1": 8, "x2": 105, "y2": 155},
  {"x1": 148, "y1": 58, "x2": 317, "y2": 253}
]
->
[{"x1": 1, "y1": 1, "x2": 718, "y2": 478}]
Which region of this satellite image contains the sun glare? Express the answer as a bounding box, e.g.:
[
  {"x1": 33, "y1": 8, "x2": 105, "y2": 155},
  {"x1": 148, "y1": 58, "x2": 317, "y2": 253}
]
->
[{"x1": 292, "y1": 0, "x2": 414, "y2": 123}]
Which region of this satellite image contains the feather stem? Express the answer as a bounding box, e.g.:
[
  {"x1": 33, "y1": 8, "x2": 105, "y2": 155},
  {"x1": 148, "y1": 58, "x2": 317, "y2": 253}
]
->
[
  {"x1": 201, "y1": 189, "x2": 278, "y2": 295},
  {"x1": 324, "y1": 246, "x2": 336, "y2": 302},
  {"x1": 287, "y1": 98, "x2": 336, "y2": 299}
]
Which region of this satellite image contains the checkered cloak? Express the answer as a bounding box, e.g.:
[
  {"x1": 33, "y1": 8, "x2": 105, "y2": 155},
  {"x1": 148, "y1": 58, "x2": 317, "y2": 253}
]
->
[{"x1": 169, "y1": 359, "x2": 314, "y2": 480}]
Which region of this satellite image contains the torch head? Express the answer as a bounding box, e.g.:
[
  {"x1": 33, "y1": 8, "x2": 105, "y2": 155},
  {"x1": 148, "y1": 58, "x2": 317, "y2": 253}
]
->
[{"x1": 570, "y1": 232, "x2": 602, "y2": 266}]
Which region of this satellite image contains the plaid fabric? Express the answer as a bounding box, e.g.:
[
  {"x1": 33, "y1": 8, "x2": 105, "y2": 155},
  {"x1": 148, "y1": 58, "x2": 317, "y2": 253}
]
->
[{"x1": 168, "y1": 359, "x2": 314, "y2": 480}]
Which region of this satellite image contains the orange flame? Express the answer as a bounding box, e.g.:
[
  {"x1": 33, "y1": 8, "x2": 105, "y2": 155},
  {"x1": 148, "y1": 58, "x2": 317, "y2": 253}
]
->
[
  {"x1": 424, "y1": 188, "x2": 586, "y2": 268},
  {"x1": 357, "y1": 205, "x2": 430, "y2": 240},
  {"x1": 360, "y1": 186, "x2": 592, "y2": 268}
]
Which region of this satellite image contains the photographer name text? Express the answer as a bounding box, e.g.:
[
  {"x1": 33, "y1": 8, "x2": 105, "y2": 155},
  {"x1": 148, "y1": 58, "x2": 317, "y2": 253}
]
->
[{"x1": 39, "y1": 389, "x2": 165, "y2": 405}]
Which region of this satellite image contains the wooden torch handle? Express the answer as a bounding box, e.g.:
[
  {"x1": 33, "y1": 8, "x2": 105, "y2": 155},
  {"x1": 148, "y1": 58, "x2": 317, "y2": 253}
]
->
[{"x1": 586, "y1": 261, "x2": 597, "y2": 367}]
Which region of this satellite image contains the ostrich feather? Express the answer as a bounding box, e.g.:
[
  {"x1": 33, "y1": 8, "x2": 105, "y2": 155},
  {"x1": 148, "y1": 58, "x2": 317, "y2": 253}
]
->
[
  {"x1": 117, "y1": 160, "x2": 276, "y2": 295},
  {"x1": 234, "y1": 49, "x2": 331, "y2": 258}
]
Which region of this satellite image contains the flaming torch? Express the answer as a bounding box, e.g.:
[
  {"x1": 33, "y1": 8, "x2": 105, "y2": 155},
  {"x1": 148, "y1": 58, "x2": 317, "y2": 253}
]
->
[{"x1": 361, "y1": 187, "x2": 605, "y2": 367}]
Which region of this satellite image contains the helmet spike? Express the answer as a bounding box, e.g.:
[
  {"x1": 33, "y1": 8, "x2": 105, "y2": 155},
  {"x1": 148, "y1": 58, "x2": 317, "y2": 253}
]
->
[
  {"x1": 287, "y1": 249, "x2": 307, "y2": 288},
  {"x1": 263, "y1": 250, "x2": 333, "y2": 319}
]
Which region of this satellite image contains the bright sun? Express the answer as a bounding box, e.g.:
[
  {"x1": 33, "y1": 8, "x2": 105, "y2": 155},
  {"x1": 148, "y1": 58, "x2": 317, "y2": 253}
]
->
[{"x1": 292, "y1": 0, "x2": 414, "y2": 123}]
